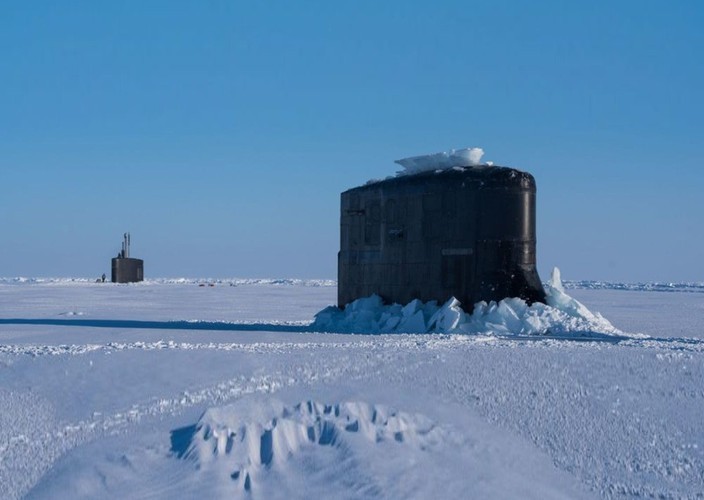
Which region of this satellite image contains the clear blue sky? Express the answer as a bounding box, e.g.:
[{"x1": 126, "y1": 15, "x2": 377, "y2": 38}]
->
[{"x1": 1, "y1": 1, "x2": 702, "y2": 282}]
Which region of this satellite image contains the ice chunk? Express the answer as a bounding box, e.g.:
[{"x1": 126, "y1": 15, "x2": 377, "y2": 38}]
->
[
  {"x1": 395, "y1": 147, "x2": 485, "y2": 175},
  {"x1": 427, "y1": 297, "x2": 465, "y2": 332}
]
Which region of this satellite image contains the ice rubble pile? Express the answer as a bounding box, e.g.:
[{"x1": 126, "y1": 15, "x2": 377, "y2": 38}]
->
[
  {"x1": 312, "y1": 268, "x2": 622, "y2": 337},
  {"x1": 395, "y1": 147, "x2": 486, "y2": 175},
  {"x1": 175, "y1": 398, "x2": 441, "y2": 492}
]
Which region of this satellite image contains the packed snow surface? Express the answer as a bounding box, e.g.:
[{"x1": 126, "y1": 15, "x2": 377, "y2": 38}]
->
[
  {"x1": 1, "y1": 275, "x2": 703, "y2": 499},
  {"x1": 395, "y1": 146, "x2": 485, "y2": 174}
]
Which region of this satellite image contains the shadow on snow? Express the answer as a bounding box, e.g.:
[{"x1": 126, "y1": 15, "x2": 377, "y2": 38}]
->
[
  {"x1": 0, "y1": 318, "x2": 308, "y2": 333},
  {"x1": 1, "y1": 318, "x2": 702, "y2": 350}
]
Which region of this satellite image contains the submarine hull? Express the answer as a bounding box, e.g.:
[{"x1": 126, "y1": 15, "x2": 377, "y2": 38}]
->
[
  {"x1": 338, "y1": 166, "x2": 546, "y2": 310},
  {"x1": 111, "y1": 257, "x2": 144, "y2": 283}
]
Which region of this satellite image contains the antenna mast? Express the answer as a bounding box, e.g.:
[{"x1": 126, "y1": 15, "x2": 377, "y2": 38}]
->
[{"x1": 123, "y1": 232, "x2": 130, "y2": 258}]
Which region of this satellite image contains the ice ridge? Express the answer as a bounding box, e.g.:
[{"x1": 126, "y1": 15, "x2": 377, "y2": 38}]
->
[{"x1": 312, "y1": 267, "x2": 624, "y2": 337}]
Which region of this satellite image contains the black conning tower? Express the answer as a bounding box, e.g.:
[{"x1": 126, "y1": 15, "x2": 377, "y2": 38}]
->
[
  {"x1": 338, "y1": 166, "x2": 545, "y2": 310},
  {"x1": 111, "y1": 232, "x2": 144, "y2": 283}
]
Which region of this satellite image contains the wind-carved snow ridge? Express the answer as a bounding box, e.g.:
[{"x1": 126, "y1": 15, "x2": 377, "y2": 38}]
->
[
  {"x1": 395, "y1": 147, "x2": 486, "y2": 175},
  {"x1": 313, "y1": 267, "x2": 626, "y2": 338},
  {"x1": 4, "y1": 276, "x2": 703, "y2": 293},
  {"x1": 563, "y1": 280, "x2": 704, "y2": 294},
  {"x1": 0, "y1": 277, "x2": 336, "y2": 287},
  {"x1": 172, "y1": 398, "x2": 442, "y2": 494}
]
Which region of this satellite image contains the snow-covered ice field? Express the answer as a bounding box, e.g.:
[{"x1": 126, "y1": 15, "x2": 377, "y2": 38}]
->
[{"x1": 1, "y1": 278, "x2": 703, "y2": 499}]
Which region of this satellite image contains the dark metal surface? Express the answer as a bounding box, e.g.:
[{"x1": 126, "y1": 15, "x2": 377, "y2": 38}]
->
[
  {"x1": 111, "y1": 257, "x2": 144, "y2": 283},
  {"x1": 338, "y1": 166, "x2": 546, "y2": 310}
]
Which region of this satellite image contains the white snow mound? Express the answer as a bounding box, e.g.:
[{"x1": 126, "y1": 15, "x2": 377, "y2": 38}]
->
[
  {"x1": 313, "y1": 267, "x2": 624, "y2": 337},
  {"x1": 395, "y1": 147, "x2": 485, "y2": 175},
  {"x1": 174, "y1": 398, "x2": 443, "y2": 493}
]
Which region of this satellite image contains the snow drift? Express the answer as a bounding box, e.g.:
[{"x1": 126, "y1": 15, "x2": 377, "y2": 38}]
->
[
  {"x1": 172, "y1": 398, "x2": 443, "y2": 494},
  {"x1": 312, "y1": 268, "x2": 624, "y2": 337}
]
